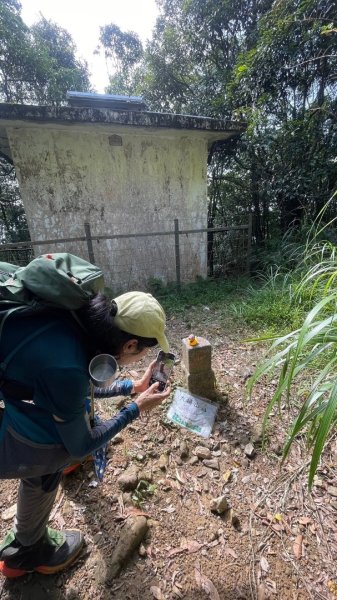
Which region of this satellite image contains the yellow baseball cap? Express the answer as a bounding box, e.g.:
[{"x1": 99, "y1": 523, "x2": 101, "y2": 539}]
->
[{"x1": 113, "y1": 291, "x2": 170, "y2": 352}]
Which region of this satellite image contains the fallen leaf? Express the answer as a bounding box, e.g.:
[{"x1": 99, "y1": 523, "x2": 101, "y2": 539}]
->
[
  {"x1": 192, "y1": 477, "x2": 202, "y2": 493},
  {"x1": 223, "y1": 470, "x2": 232, "y2": 484},
  {"x1": 172, "y1": 571, "x2": 179, "y2": 586},
  {"x1": 265, "y1": 578, "x2": 277, "y2": 593},
  {"x1": 168, "y1": 540, "x2": 203, "y2": 557},
  {"x1": 175, "y1": 469, "x2": 186, "y2": 484},
  {"x1": 186, "y1": 540, "x2": 203, "y2": 553},
  {"x1": 172, "y1": 585, "x2": 183, "y2": 598},
  {"x1": 257, "y1": 584, "x2": 267, "y2": 600},
  {"x1": 150, "y1": 586, "x2": 164, "y2": 600},
  {"x1": 293, "y1": 534, "x2": 303, "y2": 559},
  {"x1": 168, "y1": 547, "x2": 186, "y2": 558},
  {"x1": 161, "y1": 505, "x2": 176, "y2": 513},
  {"x1": 298, "y1": 517, "x2": 311, "y2": 525},
  {"x1": 260, "y1": 556, "x2": 270, "y2": 572},
  {"x1": 1, "y1": 504, "x2": 16, "y2": 521},
  {"x1": 224, "y1": 547, "x2": 238, "y2": 559},
  {"x1": 208, "y1": 539, "x2": 219, "y2": 548},
  {"x1": 328, "y1": 580, "x2": 337, "y2": 597},
  {"x1": 195, "y1": 567, "x2": 220, "y2": 600}
]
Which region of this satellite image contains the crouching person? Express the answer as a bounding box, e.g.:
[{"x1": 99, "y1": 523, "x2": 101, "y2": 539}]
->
[{"x1": 0, "y1": 292, "x2": 171, "y2": 577}]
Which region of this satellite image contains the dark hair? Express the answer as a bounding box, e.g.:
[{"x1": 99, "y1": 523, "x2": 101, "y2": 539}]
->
[{"x1": 78, "y1": 293, "x2": 157, "y2": 356}]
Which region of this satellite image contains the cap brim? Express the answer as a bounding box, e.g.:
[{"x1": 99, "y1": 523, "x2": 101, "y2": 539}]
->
[{"x1": 157, "y1": 332, "x2": 170, "y2": 353}]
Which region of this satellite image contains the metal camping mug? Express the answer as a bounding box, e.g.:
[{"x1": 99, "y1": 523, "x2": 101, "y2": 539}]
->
[{"x1": 88, "y1": 354, "x2": 118, "y2": 387}]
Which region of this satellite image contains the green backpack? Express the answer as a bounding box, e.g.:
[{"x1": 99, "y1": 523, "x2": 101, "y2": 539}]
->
[
  {"x1": 0, "y1": 252, "x2": 104, "y2": 309},
  {"x1": 0, "y1": 252, "x2": 104, "y2": 390}
]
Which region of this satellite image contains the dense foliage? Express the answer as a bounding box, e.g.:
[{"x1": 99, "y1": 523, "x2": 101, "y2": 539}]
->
[
  {"x1": 0, "y1": 0, "x2": 90, "y2": 243},
  {"x1": 0, "y1": 0, "x2": 89, "y2": 104},
  {"x1": 97, "y1": 23, "x2": 144, "y2": 96},
  {"x1": 136, "y1": 0, "x2": 337, "y2": 250}
]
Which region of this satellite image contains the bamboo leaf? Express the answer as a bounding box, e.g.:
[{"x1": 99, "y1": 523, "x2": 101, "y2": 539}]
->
[{"x1": 308, "y1": 380, "x2": 337, "y2": 489}]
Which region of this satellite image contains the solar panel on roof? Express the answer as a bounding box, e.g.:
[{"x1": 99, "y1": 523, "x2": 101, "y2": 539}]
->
[{"x1": 66, "y1": 91, "x2": 147, "y2": 111}]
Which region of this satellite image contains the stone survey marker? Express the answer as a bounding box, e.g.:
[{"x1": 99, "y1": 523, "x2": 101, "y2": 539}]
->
[{"x1": 166, "y1": 334, "x2": 218, "y2": 437}]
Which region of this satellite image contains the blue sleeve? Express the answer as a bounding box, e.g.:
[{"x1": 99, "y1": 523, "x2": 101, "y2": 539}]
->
[
  {"x1": 54, "y1": 402, "x2": 140, "y2": 458},
  {"x1": 94, "y1": 379, "x2": 133, "y2": 398}
]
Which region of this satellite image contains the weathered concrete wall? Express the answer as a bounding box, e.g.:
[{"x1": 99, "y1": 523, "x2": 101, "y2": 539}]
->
[{"x1": 7, "y1": 125, "x2": 208, "y2": 292}]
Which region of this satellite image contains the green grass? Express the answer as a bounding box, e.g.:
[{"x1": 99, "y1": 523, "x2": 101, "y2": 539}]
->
[
  {"x1": 148, "y1": 276, "x2": 250, "y2": 313},
  {"x1": 149, "y1": 274, "x2": 308, "y2": 335}
]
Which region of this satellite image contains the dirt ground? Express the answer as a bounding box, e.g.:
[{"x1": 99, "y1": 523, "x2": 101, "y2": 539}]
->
[{"x1": 1, "y1": 306, "x2": 337, "y2": 600}]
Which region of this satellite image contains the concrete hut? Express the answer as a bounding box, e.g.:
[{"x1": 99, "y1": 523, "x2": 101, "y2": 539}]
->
[{"x1": 0, "y1": 93, "x2": 245, "y2": 291}]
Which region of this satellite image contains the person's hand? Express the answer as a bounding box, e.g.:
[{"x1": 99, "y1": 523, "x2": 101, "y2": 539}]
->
[
  {"x1": 132, "y1": 359, "x2": 157, "y2": 394},
  {"x1": 135, "y1": 381, "x2": 171, "y2": 414}
]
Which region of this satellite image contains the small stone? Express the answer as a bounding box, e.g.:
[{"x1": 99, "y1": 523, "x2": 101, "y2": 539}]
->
[
  {"x1": 188, "y1": 456, "x2": 199, "y2": 466},
  {"x1": 209, "y1": 531, "x2": 218, "y2": 542},
  {"x1": 65, "y1": 587, "x2": 79, "y2": 600},
  {"x1": 270, "y1": 442, "x2": 283, "y2": 456},
  {"x1": 138, "y1": 470, "x2": 153, "y2": 483},
  {"x1": 327, "y1": 486, "x2": 337, "y2": 498},
  {"x1": 2, "y1": 503, "x2": 17, "y2": 521},
  {"x1": 122, "y1": 492, "x2": 134, "y2": 506},
  {"x1": 136, "y1": 453, "x2": 145, "y2": 462},
  {"x1": 242, "y1": 475, "x2": 251, "y2": 484},
  {"x1": 244, "y1": 443, "x2": 256, "y2": 459},
  {"x1": 251, "y1": 425, "x2": 263, "y2": 444},
  {"x1": 241, "y1": 368, "x2": 254, "y2": 383},
  {"x1": 203, "y1": 458, "x2": 220, "y2": 470},
  {"x1": 179, "y1": 441, "x2": 189, "y2": 459},
  {"x1": 138, "y1": 543, "x2": 147, "y2": 557},
  {"x1": 93, "y1": 532, "x2": 103, "y2": 544},
  {"x1": 158, "y1": 454, "x2": 169, "y2": 470},
  {"x1": 111, "y1": 434, "x2": 124, "y2": 445},
  {"x1": 210, "y1": 496, "x2": 229, "y2": 514},
  {"x1": 195, "y1": 446, "x2": 212, "y2": 460},
  {"x1": 118, "y1": 465, "x2": 139, "y2": 491},
  {"x1": 231, "y1": 512, "x2": 241, "y2": 530}
]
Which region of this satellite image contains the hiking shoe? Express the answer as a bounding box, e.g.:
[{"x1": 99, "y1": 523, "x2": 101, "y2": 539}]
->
[{"x1": 0, "y1": 527, "x2": 84, "y2": 578}]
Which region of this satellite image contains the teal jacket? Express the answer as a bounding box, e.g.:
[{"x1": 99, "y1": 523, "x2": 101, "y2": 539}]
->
[{"x1": 0, "y1": 311, "x2": 139, "y2": 459}]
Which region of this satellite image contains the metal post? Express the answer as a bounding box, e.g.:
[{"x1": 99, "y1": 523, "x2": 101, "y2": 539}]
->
[
  {"x1": 174, "y1": 218, "x2": 181, "y2": 292},
  {"x1": 84, "y1": 222, "x2": 95, "y2": 264},
  {"x1": 246, "y1": 213, "x2": 253, "y2": 275}
]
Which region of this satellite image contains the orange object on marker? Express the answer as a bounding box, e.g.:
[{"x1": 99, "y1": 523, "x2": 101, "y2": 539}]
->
[{"x1": 188, "y1": 334, "x2": 199, "y2": 346}]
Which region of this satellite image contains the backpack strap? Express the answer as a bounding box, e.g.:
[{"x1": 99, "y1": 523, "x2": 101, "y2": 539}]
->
[
  {"x1": 0, "y1": 318, "x2": 55, "y2": 388},
  {"x1": 0, "y1": 305, "x2": 26, "y2": 345}
]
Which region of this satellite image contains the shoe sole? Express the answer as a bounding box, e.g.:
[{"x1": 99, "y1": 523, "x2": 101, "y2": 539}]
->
[
  {"x1": 0, "y1": 540, "x2": 84, "y2": 578},
  {"x1": 63, "y1": 455, "x2": 93, "y2": 475}
]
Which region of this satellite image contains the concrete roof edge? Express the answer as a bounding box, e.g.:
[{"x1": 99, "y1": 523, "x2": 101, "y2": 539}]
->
[{"x1": 0, "y1": 103, "x2": 247, "y2": 134}]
